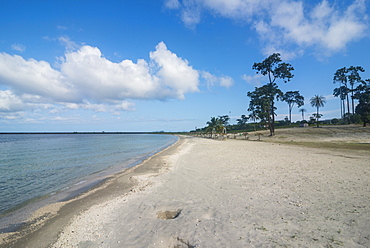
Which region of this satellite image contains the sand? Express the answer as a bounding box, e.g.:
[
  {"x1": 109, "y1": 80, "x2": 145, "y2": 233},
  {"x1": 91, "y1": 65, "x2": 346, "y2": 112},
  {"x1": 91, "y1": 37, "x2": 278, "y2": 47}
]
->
[{"x1": 2, "y1": 127, "x2": 370, "y2": 247}]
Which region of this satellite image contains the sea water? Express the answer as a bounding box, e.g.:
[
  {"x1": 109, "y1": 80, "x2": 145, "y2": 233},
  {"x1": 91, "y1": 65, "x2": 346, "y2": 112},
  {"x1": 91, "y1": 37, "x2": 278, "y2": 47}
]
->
[{"x1": 0, "y1": 133, "x2": 177, "y2": 231}]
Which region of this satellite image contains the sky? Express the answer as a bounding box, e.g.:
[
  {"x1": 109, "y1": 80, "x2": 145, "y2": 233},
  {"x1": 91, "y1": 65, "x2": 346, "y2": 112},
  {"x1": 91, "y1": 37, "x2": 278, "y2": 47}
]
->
[{"x1": 0, "y1": 0, "x2": 369, "y2": 132}]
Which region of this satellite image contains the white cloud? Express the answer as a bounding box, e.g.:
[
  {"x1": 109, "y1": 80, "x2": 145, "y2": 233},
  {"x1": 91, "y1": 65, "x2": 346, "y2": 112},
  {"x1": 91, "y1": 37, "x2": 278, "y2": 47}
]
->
[
  {"x1": 57, "y1": 36, "x2": 80, "y2": 52},
  {"x1": 11, "y1": 44, "x2": 26, "y2": 52},
  {"x1": 0, "y1": 90, "x2": 25, "y2": 112},
  {"x1": 219, "y1": 76, "x2": 234, "y2": 88},
  {"x1": 202, "y1": 71, "x2": 234, "y2": 88},
  {"x1": 149, "y1": 42, "x2": 200, "y2": 99},
  {"x1": 114, "y1": 101, "x2": 135, "y2": 111},
  {"x1": 56, "y1": 25, "x2": 68, "y2": 30},
  {"x1": 167, "y1": 0, "x2": 368, "y2": 57},
  {"x1": 1, "y1": 41, "x2": 231, "y2": 119},
  {"x1": 0, "y1": 53, "x2": 77, "y2": 102},
  {"x1": 242, "y1": 73, "x2": 265, "y2": 87},
  {"x1": 165, "y1": 0, "x2": 180, "y2": 9}
]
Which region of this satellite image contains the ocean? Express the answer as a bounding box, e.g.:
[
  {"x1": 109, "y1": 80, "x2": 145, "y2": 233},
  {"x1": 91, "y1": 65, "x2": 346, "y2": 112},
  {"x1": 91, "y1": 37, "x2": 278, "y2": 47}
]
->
[{"x1": 0, "y1": 133, "x2": 177, "y2": 232}]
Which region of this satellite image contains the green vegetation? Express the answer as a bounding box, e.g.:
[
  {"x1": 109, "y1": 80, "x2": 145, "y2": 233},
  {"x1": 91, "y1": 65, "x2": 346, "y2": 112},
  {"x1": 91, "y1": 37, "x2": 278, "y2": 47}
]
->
[
  {"x1": 333, "y1": 66, "x2": 369, "y2": 125},
  {"x1": 191, "y1": 54, "x2": 370, "y2": 134},
  {"x1": 249, "y1": 53, "x2": 294, "y2": 136}
]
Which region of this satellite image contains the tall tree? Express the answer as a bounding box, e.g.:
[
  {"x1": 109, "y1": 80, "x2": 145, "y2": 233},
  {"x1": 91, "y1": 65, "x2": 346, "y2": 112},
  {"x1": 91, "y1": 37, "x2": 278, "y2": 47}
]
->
[
  {"x1": 333, "y1": 66, "x2": 365, "y2": 123},
  {"x1": 310, "y1": 95, "x2": 326, "y2": 127},
  {"x1": 251, "y1": 53, "x2": 294, "y2": 136},
  {"x1": 353, "y1": 79, "x2": 370, "y2": 127},
  {"x1": 299, "y1": 108, "x2": 306, "y2": 121},
  {"x1": 333, "y1": 85, "x2": 347, "y2": 119},
  {"x1": 333, "y1": 67, "x2": 350, "y2": 123},
  {"x1": 347, "y1": 66, "x2": 365, "y2": 116},
  {"x1": 280, "y1": 91, "x2": 304, "y2": 123},
  {"x1": 247, "y1": 83, "x2": 283, "y2": 136}
]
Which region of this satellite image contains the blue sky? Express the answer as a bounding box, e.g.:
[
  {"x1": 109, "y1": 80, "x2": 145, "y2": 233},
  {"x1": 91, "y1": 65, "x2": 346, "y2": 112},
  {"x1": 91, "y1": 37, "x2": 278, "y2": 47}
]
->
[{"x1": 0, "y1": 0, "x2": 369, "y2": 132}]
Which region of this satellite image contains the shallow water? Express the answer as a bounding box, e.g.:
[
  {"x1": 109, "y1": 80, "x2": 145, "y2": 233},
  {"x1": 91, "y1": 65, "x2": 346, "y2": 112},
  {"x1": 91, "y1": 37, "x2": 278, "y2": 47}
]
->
[{"x1": 0, "y1": 133, "x2": 177, "y2": 229}]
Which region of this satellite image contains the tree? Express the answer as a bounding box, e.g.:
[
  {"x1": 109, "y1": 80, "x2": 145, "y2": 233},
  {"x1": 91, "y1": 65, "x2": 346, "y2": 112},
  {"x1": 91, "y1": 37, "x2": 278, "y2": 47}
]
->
[
  {"x1": 280, "y1": 91, "x2": 304, "y2": 123},
  {"x1": 333, "y1": 66, "x2": 365, "y2": 123},
  {"x1": 333, "y1": 67, "x2": 350, "y2": 123},
  {"x1": 247, "y1": 110, "x2": 260, "y2": 131},
  {"x1": 299, "y1": 108, "x2": 306, "y2": 121},
  {"x1": 347, "y1": 66, "x2": 365, "y2": 115},
  {"x1": 218, "y1": 115, "x2": 230, "y2": 126},
  {"x1": 310, "y1": 95, "x2": 326, "y2": 127},
  {"x1": 247, "y1": 83, "x2": 283, "y2": 135},
  {"x1": 206, "y1": 115, "x2": 229, "y2": 134},
  {"x1": 333, "y1": 85, "x2": 348, "y2": 120},
  {"x1": 353, "y1": 79, "x2": 370, "y2": 127},
  {"x1": 236, "y1": 115, "x2": 249, "y2": 128},
  {"x1": 250, "y1": 53, "x2": 294, "y2": 136}
]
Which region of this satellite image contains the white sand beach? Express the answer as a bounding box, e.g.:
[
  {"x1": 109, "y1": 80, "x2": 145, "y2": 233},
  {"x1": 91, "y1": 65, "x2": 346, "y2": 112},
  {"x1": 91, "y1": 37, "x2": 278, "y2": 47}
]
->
[{"x1": 3, "y1": 128, "x2": 370, "y2": 247}]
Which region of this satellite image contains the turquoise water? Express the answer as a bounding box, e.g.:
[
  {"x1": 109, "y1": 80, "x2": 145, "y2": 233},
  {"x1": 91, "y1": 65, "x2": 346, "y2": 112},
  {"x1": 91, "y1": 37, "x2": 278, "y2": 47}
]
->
[{"x1": 0, "y1": 133, "x2": 177, "y2": 231}]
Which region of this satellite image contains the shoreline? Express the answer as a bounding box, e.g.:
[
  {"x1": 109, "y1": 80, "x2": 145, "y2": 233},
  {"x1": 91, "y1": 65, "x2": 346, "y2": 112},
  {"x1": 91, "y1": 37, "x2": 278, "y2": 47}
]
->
[
  {"x1": 0, "y1": 135, "x2": 181, "y2": 247},
  {"x1": 2, "y1": 131, "x2": 369, "y2": 247}
]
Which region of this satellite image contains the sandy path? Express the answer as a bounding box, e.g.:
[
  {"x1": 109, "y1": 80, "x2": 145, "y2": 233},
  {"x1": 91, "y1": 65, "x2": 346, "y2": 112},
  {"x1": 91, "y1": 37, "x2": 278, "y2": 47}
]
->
[{"x1": 49, "y1": 136, "x2": 369, "y2": 247}]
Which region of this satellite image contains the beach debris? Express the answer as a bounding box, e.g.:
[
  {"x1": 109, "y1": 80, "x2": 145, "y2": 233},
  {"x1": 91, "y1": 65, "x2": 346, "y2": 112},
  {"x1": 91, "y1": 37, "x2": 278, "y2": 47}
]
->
[{"x1": 156, "y1": 209, "x2": 182, "y2": 220}]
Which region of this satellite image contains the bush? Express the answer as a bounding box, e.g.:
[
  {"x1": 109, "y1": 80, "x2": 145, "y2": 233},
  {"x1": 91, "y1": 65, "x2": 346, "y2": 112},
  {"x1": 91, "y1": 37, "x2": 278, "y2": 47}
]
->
[{"x1": 331, "y1": 118, "x2": 339, "y2": 124}]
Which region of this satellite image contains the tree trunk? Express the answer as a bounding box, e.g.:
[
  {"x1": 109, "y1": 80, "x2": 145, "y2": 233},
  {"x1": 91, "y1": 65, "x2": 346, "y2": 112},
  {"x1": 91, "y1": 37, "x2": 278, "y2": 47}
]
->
[
  {"x1": 351, "y1": 85, "x2": 355, "y2": 117},
  {"x1": 267, "y1": 109, "x2": 273, "y2": 136},
  {"x1": 316, "y1": 107, "x2": 319, "y2": 128},
  {"x1": 271, "y1": 101, "x2": 275, "y2": 136},
  {"x1": 342, "y1": 98, "x2": 345, "y2": 120},
  {"x1": 346, "y1": 94, "x2": 351, "y2": 124}
]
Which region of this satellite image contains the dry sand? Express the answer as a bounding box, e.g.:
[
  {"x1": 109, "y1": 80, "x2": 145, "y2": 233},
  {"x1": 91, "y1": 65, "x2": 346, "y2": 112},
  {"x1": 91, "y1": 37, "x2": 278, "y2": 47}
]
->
[{"x1": 2, "y1": 126, "x2": 370, "y2": 247}]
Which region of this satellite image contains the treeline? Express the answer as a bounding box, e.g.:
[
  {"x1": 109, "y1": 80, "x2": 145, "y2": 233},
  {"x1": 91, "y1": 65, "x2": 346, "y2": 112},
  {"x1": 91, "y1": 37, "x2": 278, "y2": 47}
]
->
[{"x1": 192, "y1": 54, "x2": 370, "y2": 135}]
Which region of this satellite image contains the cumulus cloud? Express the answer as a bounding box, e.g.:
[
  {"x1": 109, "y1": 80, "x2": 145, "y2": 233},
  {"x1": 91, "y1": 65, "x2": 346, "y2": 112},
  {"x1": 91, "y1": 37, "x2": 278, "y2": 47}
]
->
[
  {"x1": 150, "y1": 42, "x2": 200, "y2": 98},
  {"x1": 0, "y1": 41, "x2": 228, "y2": 118},
  {"x1": 0, "y1": 53, "x2": 77, "y2": 102},
  {"x1": 166, "y1": 0, "x2": 368, "y2": 57}
]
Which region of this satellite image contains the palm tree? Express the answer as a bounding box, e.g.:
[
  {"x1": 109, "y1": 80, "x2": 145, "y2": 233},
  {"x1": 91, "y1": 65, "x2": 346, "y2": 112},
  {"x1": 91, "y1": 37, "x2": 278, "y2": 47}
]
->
[
  {"x1": 310, "y1": 95, "x2": 326, "y2": 127},
  {"x1": 299, "y1": 108, "x2": 306, "y2": 121}
]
